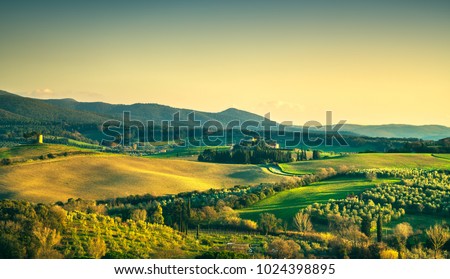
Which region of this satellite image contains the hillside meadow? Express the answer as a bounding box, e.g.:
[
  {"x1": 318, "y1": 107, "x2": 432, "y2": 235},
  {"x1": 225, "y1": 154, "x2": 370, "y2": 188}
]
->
[
  {"x1": 279, "y1": 153, "x2": 450, "y2": 174},
  {"x1": 238, "y1": 177, "x2": 400, "y2": 222},
  {"x1": 432, "y1": 154, "x2": 450, "y2": 161},
  {"x1": 0, "y1": 144, "x2": 96, "y2": 161},
  {"x1": 0, "y1": 154, "x2": 282, "y2": 203}
]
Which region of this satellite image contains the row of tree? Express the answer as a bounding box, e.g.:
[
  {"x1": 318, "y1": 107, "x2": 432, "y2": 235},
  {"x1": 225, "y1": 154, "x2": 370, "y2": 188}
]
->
[
  {"x1": 198, "y1": 148, "x2": 297, "y2": 164},
  {"x1": 388, "y1": 138, "x2": 450, "y2": 153},
  {"x1": 198, "y1": 138, "x2": 324, "y2": 164}
]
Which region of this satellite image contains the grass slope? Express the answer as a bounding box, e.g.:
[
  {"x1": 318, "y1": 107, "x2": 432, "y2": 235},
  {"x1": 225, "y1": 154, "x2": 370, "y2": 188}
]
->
[
  {"x1": 239, "y1": 177, "x2": 400, "y2": 222},
  {"x1": 280, "y1": 153, "x2": 450, "y2": 174},
  {"x1": 0, "y1": 144, "x2": 96, "y2": 160},
  {"x1": 432, "y1": 154, "x2": 450, "y2": 161},
  {"x1": 0, "y1": 155, "x2": 281, "y2": 203}
]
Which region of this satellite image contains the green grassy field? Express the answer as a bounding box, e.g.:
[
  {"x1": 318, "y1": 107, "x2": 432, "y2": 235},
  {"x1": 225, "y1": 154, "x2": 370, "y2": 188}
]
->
[
  {"x1": 66, "y1": 139, "x2": 102, "y2": 149},
  {"x1": 239, "y1": 177, "x2": 400, "y2": 222},
  {"x1": 265, "y1": 164, "x2": 299, "y2": 176},
  {"x1": 0, "y1": 153, "x2": 282, "y2": 203},
  {"x1": 0, "y1": 144, "x2": 96, "y2": 161},
  {"x1": 432, "y1": 154, "x2": 450, "y2": 161},
  {"x1": 279, "y1": 153, "x2": 450, "y2": 174}
]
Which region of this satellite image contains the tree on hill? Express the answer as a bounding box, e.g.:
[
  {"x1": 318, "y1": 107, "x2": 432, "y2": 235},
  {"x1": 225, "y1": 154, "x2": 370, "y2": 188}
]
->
[
  {"x1": 87, "y1": 236, "x2": 107, "y2": 259},
  {"x1": 1, "y1": 158, "x2": 12, "y2": 165},
  {"x1": 377, "y1": 214, "x2": 383, "y2": 243},
  {"x1": 312, "y1": 150, "x2": 321, "y2": 160},
  {"x1": 365, "y1": 172, "x2": 377, "y2": 181},
  {"x1": 33, "y1": 226, "x2": 62, "y2": 259},
  {"x1": 380, "y1": 249, "x2": 398, "y2": 259},
  {"x1": 268, "y1": 238, "x2": 300, "y2": 259},
  {"x1": 293, "y1": 211, "x2": 313, "y2": 232},
  {"x1": 23, "y1": 131, "x2": 38, "y2": 139},
  {"x1": 259, "y1": 213, "x2": 280, "y2": 235},
  {"x1": 394, "y1": 222, "x2": 413, "y2": 258},
  {"x1": 150, "y1": 204, "x2": 164, "y2": 225},
  {"x1": 426, "y1": 224, "x2": 449, "y2": 259},
  {"x1": 131, "y1": 209, "x2": 147, "y2": 222},
  {"x1": 361, "y1": 215, "x2": 372, "y2": 237},
  {"x1": 301, "y1": 150, "x2": 307, "y2": 161}
]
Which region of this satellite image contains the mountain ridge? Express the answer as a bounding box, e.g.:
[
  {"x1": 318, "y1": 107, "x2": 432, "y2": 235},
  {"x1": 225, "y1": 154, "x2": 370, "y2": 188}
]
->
[
  {"x1": 42, "y1": 98, "x2": 264, "y2": 124},
  {"x1": 1, "y1": 90, "x2": 449, "y2": 140}
]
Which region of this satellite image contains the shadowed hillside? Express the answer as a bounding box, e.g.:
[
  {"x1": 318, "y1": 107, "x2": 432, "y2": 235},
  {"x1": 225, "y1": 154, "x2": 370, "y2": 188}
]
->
[{"x1": 0, "y1": 90, "x2": 107, "y2": 124}]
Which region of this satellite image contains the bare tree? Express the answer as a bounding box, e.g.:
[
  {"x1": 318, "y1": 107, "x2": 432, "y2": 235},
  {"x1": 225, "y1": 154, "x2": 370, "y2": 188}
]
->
[
  {"x1": 293, "y1": 211, "x2": 313, "y2": 232},
  {"x1": 33, "y1": 226, "x2": 62, "y2": 258},
  {"x1": 426, "y1": 224, "x2": 449, "y2": 259},
  {"x1": 393, "y1": 222, "x2": 413, "y2": 258}
]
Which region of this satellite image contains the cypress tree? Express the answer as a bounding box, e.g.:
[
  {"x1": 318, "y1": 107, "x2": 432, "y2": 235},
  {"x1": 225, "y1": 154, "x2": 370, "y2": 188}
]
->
[
  {"x1": 187, "y1": 198, "x2": 191, "y2": 219},
  {"x1": 196, "y1": 224, "x2": 200, "y2": 240},
  {"x1": 361, "y1": 216, "x2": 372, "y2": 237},
  {"x1": 377, "y1": 214, "x2": 383, "y2": 242}
]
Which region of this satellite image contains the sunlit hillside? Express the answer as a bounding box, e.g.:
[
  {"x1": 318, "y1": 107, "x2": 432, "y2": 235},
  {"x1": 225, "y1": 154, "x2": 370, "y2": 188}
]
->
[{"x1": 0, "y1": 154, "x2": 282, "y2": 203}]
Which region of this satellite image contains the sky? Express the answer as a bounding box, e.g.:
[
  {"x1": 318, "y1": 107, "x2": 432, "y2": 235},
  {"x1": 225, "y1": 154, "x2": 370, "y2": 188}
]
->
[{"x1": 1, "y1": 0, "x2": 449, "y2": 126}]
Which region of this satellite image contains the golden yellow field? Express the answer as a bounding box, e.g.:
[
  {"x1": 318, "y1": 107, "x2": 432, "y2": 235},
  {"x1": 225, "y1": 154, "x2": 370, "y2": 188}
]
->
[{"x1": 0, "y1": 155, "x2": 281, "y2": 203}]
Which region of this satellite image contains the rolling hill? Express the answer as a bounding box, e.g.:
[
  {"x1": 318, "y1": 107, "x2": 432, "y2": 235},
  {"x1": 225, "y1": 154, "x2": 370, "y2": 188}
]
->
[
  {"x1": 279, "y1": 153, "x2": 450, "y2": 175},
  {"x1": 0, "y1": 144, "x2": 97, "y2": 161},
  {"x1": 239, "y1": 177, "x2": 400, "y2": 222},
  {"x1": 0, "y1": 153, "x2": 282, "y2": 203}
]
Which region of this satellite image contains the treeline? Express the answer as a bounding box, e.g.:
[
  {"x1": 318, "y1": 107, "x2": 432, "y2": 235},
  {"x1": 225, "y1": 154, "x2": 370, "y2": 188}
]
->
[
  {"x1": 345, "y1": 168, "x2": 450, "y2": 190},
  {"x1": 198, "y1": 148, "x2": 296, "y2": 164},
  {"x1": 388, "y1": 138, "x2": 450, "y2": 153},
  {"x1": 0, "y1": 149, "x2": 95, "y2": 166},
  {"x1": 198, "y1": 145, "x2": 321, "y2": 164}
]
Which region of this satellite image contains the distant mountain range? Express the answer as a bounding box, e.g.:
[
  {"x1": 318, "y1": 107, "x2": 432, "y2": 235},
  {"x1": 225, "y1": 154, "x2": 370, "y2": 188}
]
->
[
  {"x1": 336, "y1": 124, "x2": 450, "y2": 140},
  {"x1": 43, "y1": 98, "x2": 264, "y2": 124},
  {"x1": 1, "y1": 90, "x2": 449, "y2": 140}
]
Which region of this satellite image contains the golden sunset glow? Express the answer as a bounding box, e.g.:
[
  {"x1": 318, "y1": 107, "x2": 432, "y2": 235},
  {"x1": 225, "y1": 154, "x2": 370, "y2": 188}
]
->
[{"x1": 1, "y1": 1, "x2": 449, "y2": 125}]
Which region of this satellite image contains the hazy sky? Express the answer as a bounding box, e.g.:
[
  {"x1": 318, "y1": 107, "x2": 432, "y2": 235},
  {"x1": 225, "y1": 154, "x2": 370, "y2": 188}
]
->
[{"x1": 1, "y1": 0, "x2": 449, "y2": 125}]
